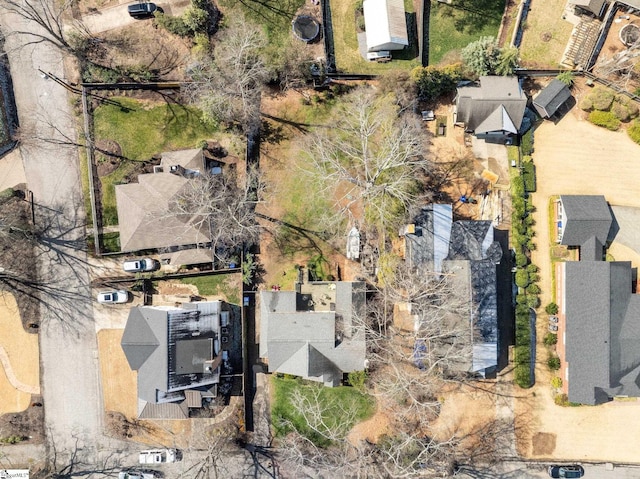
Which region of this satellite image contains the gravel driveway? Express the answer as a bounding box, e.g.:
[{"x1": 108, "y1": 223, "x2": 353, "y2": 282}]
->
[{"x1": 520, "y1": 110, "x2": 640, "y2": 462}]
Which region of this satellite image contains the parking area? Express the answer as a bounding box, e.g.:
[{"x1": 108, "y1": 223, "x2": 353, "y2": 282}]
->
[{"x1": 518, "y1": 108, "x2": 640, "y2": 462}]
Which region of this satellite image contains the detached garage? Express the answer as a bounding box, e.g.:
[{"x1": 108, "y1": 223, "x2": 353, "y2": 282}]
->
[{"x1": 363, "y1": 0, "x2": 409, "y2": 52}]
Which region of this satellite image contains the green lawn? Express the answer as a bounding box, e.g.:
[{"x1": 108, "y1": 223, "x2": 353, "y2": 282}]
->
[
  {"x1": 428, "y1": 0, "x2": 503, "y2": 65},
  {"x1": 93, "y1": 97, "x2": 214, "y2": 161},
  {"x1": 332, "y1": 0, "x2": 419, "y2": 73},
  {"x1": 180, "y1": 273, "x2": 241, "y2": 304},
  {"x1": 271, "y1": 376, "x2": 375, "y2": 446},
  {"x1": 519, "y1": 0, "x2": 573, "y2": 67}
]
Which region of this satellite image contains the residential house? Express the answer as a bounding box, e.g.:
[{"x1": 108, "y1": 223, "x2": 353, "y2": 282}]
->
[
  {"x1": 121, "y1": 301, "x2": 229, "y2": 418},
  {"x1": 532, "y1": 79, "x2": 573, "y2": 119},
  {"x1": 571, "y1": 0, "x2": 607, "y2": 17},
  {"x1": 259, "y1": 280, "x2": 366, "y2": 386},
  {"x1": 454, "y1": 76, "x2": 527, "y2": 144},
  {"x1": 363, "y1": 0, "x2": 408, "y2": 52},
  {"x1": 115, "y1": 149, "x2": 212, "y2": 254},
  {"x1": 554, "y1": 195, "x2": 640, "y2": 405},
  {"x1": 399, "y1": 204, "x2": 504, "y2": 377},
  {"x1": 555, "y1": 194, "x2": 612, "y2": 260}
]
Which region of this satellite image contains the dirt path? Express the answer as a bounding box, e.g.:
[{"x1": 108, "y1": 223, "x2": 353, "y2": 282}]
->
[{"x1": 518, "y1": 109, "x2": 640, "y2": 462}]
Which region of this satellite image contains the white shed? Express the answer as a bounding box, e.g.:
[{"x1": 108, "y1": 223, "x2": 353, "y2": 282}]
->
[{"x1": 363, "y1": 0, "x2": 409, "y2": 52}]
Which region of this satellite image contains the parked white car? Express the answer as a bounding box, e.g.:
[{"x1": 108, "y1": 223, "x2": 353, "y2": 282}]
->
[
  {"x1": 123, "y1": 258, "x2": 157, "y2": 273},
  {"x1": 139, "y1": 448, "x2": 179, "y2": 464},
  {"x1": 96, "y1": 290, "x2": 129, "y2": 304}
]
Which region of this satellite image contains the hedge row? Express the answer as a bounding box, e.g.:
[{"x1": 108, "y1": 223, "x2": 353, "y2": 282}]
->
[{"x1": 522, "y1": 157, "x2": 536, "y2": 192}]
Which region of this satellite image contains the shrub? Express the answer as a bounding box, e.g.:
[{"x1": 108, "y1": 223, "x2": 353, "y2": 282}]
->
[
  {"x1": 183, "y1": 6, "x2": 209, "y2": 33},
  {"x1": 526, "y1": 239, "x2": 537, "y2": 251},
  {"x1": 515, "y1": 269, "x2": 530, "y2": 288},
  {"x1": 628, "y1": 120, "x2": 640, "y2": 145},
  {"x1": 547, "y1": 356, "x2": 561, "y2": 370},
  {"x1": 545, "y1": 302, "x2": 559, "y2": 314},
  {"x1": 511, "y1": 175, "x2": 525, "y2": 197},
  {"x1": 589, "y1": 86, "x2": 615, "y2": 111},
  {"x1": 516, "y1": 294, "x2": 528, "y2": 305},
  {"x1": 579, "y1": 97, "x2": 593, "y2": 111},
  {"x1": 612, "y1": 101, "x2": 631, "y2": 122},
  {"x1": 527, "y1": 264, "x2": 539, "y2": 274},
  {"x1": 514, "y1": 364, "x2": 531, "y2": 388},
  {"x1": 522, "y1": 160, "x2": 536, "y2": 192},
  {"x1": 527, "y1": 294, "x2": 540, "y2": 309},
  {"x1": 515, "y1": 253, "x2": 528, "y2": 267},
  {"x1": 551, "y1": 376, "x2": 563, "y2": 389},
  {"x1": 588, "y1": 110, "x2": 620, "y2": 131},
  {"x1": 191, "y1": 33, "x2": 210, "y2": 58},
  {"x1": 154, "y1": 13, "x2": 191, "y2": 37},
  {"x1": 520, "y1": 129, "x2": 533, "y2": 156},
  {"x1": 543, "y1": 332, "x2": 558, "y2": 346},
  {"x1": 556, "y1": 71, "x2": 574, "y2": 87},
  {"x1": 347, "y1": 371, "x2": 367, "y2": 392},
  {"x1": 526, "y1": 284, "x2": 540, "y2": 295}
]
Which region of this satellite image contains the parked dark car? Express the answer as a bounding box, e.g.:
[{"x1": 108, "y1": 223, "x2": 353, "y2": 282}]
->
[
  {"x1": 548, "y1": 465, "x2": 585, "y2": 478},
  {"x1": 127, "y1": 2, "x2": 157, "y2": 18}
]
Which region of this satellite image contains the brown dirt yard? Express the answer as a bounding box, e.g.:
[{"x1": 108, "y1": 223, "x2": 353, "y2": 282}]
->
[
  {"x1": 518, "y1": 107, "x2": 640, "y2": 462},
  {"x1": 0, "y1": 292, "x2": 39, "y2": 416}
]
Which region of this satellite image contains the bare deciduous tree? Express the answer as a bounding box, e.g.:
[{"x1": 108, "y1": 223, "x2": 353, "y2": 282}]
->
[
  {"x1": 0, "y1": 0, "x2": 90, "y2": 55},
  {"x1": 163, "y1": 166, "x2": 263, "y2": 263},
  {"x1": 301, "y1": 86, "x2": 432, "y2": 233},
  {"x1": 183, "y1": 13, "x2": 271, "y2": 135}
]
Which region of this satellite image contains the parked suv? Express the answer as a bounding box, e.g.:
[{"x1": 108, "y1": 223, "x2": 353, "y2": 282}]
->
[
  {"x1": 127, "y1": 2, "x2": 157, "y2": 18},
  {"x1": 123, "y1": 258, "x2": 157, "y2": 273},
  {"x1": 547, "y1": 465, "x2": 584, "y2": 478},
  {"x1": 96, "y1": 290, "x2": 129, "y2": 304}
]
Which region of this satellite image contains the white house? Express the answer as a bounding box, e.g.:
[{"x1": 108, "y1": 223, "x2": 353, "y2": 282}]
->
[{"x1": 363, "y1": 0, "x2": 409, "y2": 52}]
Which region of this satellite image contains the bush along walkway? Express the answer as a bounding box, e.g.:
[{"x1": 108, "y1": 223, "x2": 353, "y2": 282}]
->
[{"x1": 509, "y1": 144, "x2": 540, "y2": 388}]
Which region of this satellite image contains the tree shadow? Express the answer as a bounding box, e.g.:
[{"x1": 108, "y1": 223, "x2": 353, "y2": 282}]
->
[{"x1": 439, "y1": 0, "x2": 504, "y2": 34}]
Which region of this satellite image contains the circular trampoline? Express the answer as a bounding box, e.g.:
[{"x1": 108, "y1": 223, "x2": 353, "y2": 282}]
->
[
  {"x1": 620, "y1": 23, "x2": 640, "y2": 47},
  {"x1": 292, "y1": 15, "x2": 320, "y2": 43}
]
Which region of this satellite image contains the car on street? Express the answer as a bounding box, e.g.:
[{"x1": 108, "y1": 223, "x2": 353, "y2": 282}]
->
[
  {"x1": 119, "y1": 470, "x2": 162, "y2": 479},
  {"x1": 96, "y1": 290, "x2": 129, "y2": 304},
  {"x1": 549, "y1": 323, "x2": 559, "y2": 332},
  {"x1": 139, "y1": 448, "x2": 179, "y2": 463},
  {"x1": 127, "y1": 2, "x2": 157, "y2": 18},
  {"x1": 123, "y1": 257, "x2": 157, "y2": 273},
  {"x1": 549, "y1": 315, "x2": 559, "y2": 323},
  {"x1": 548, "y1": 464, "x2": 585, "y2": 478}
]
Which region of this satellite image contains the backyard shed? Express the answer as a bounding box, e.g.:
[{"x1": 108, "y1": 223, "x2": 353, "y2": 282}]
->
[
  {"x1": 533, "y1": 79, "x2": 572, "y2": 119},
  {"x1": 363, "y1": 0, "x2": 409, "y2": 51}
]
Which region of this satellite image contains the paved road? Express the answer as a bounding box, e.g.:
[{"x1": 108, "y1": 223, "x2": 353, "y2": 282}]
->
[
  {"x1": 0, "y1": 3, "x2": 131, "y2": 472},
  {"x1": 458, "y1": 461, "x2": 640, "y2": 478}
]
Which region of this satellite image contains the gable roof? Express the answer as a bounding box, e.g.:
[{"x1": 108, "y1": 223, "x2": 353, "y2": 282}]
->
[
  {"x1": 533, "y1": 79, "x2": 572, "y2": 118},
  {"x1": 456, "y1": 76, "x2": 527, "y2": 134},
  {"x1": 564, "y1": 261, "x2": 640, "y2": 405},
  {"x1": 559, "y1": 195, "x2": 612, "y2": 247},
  {"x1": 572, "y1": 0, "x2": 606, "y2": 15},
  {"x1": 259, "y1": 282, "x2": 366, "y2": 385},
  {"x1": 403, "y1": 206, "x2": 503, "y2": 376},
  {"x1": 115, "y1": 149, "x2": 211, "y2": 253},
  {"x1": 363, "y1": 0, "x2": 408, "y2": 51}
]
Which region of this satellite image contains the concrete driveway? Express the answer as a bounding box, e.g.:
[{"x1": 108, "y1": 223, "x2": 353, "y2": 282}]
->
[{"x1": 519, "y1": 110, "x2": 640, "y2": 462}]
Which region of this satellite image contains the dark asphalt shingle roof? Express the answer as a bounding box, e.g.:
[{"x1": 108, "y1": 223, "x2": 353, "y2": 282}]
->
[
  {"x1": 456, "y1": 76, "x2": 527, "y2": 134},
  {"x1": 564, "y1": 261, "x2": 640, "y2": 405},
  {"x1": 560, "y1": 195, "x2": 612, "y2": 247},
  {"x1": 533, "y1": 79, "x2": 572, "y2": 118}
]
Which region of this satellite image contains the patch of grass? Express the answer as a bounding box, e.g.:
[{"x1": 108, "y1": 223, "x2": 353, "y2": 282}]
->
[
  {"x1": 101, "y1": 232, "x2": 121, "y2": 253},
  {"x1": 180, "y1": 273, "x2": 240, "y2": 304},
  {"x1": 332, "y1": 0, "x2": 419, "y2": 73},
  {"x1": 428, "y1": 0, "x2": 503, "y2": 65},
  {"x1": 93, "y1": 97, "x2": 215, "y2": 160},
  {"x1": 519, "y1": 0, "x2": 573, "y2": 67},
  {"x1": 217, "y1": 0, "x2": 305, "y2": 62},
  {"x1": 271, "y1": 376, "x2": 375, "y2": 447},
  {"x1": 101, "y1": 161, "x2": 139, "y2": 226}
]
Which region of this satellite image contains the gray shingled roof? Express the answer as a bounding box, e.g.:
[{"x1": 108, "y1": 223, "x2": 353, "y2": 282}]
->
[
  {"x1": 259, "y1": 282, "x2": 366, "y2": 386},
  {"x1": 456, "y1": 76, "x2": 527, "y2": 134},
  {"x1": 122, "y1": 302, "x2": 222, "y2": 407},
  {"x1": 573, "y1": 0, "x2": 606, "y2": 15},
  {"x1": 404, "y1": 206, "x2": 502, "y2": 376},
  {"x1": 560, "y1": 195, "x2": 612, "y2": 247},
  {"x1": 564, "y1": 261, "x2": 640, "y2": 405},
  {"x1": 533, "y1": 79, "x2": 572, "y2": 118}
]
